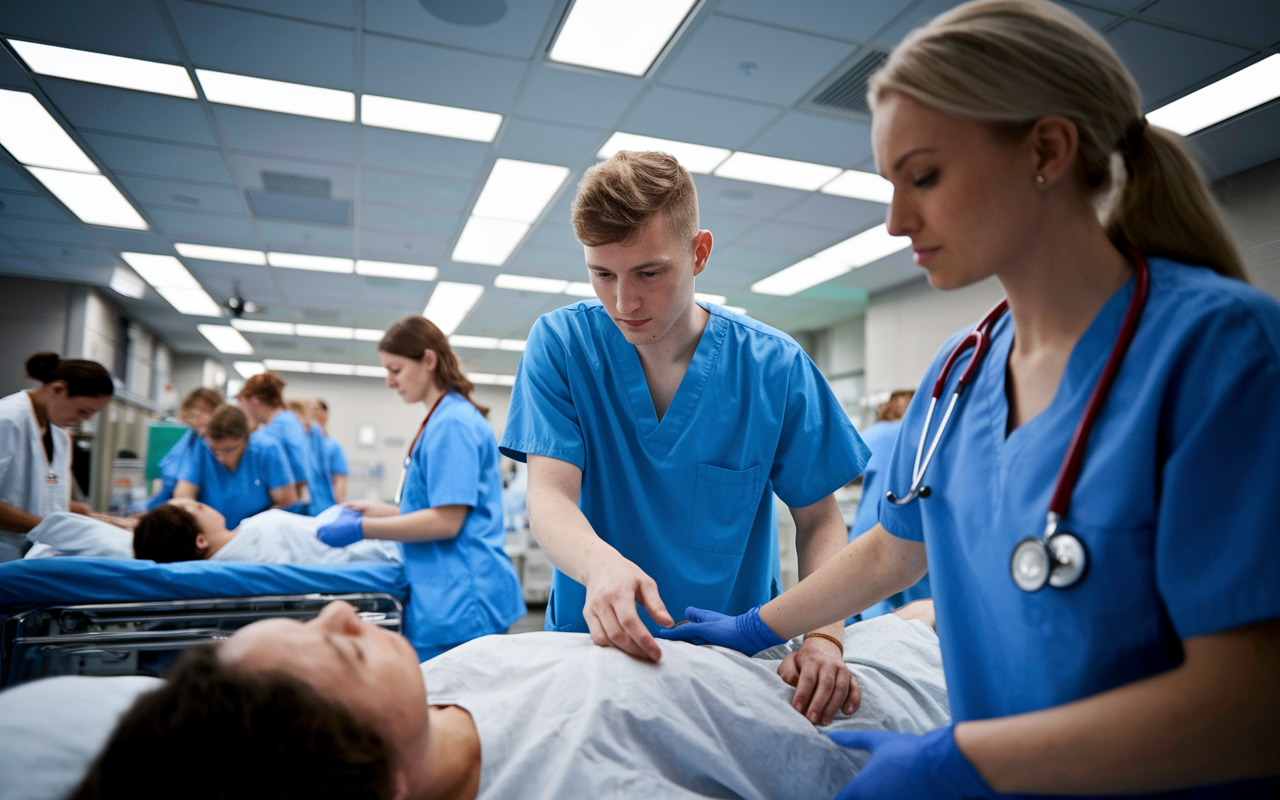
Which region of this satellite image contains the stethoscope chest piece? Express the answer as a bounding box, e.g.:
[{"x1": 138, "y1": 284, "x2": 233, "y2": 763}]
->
[{"x1": 1010, "y1": 530, "x2": 1089, "y2": 592}]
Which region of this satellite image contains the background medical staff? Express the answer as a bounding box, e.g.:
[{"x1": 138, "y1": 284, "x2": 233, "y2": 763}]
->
[
  {"x1": 147, "y1": 388, "x2": 221, "y2": 510},
  {"x1": 311, "y1": 399, "x2": 348, "y2": 504},
  {"x1": 661, "y1": 1, "x2": 1280, "y2": 796},
  {"x1": 174, "y1": 404, "x2": 297, "y2": 529},
  {"x1": 237, "y1": 372, "x2": 310, "y2": 512},
  {"x1": 295, "y1": 399, "x2": 336, "y2": 514},
  {"x1": 317, "y1": 314, "x2": 525, "y2": 660},
  {"x1": 0, "y1": 352, "x2": 113, "y2": 561}
]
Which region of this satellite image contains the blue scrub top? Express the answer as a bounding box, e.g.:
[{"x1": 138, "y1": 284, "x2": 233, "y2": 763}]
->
[
  {"x1": 325, "y1": 437, "x2": 348, "y2": 476},
  {"x1": 260, "y1": 409, "x2": 312, "y2": 513},
  {"x1": 500, "y1": 300, "x2": 870, "y2": 633},
  {"x1": 306, "y1": 422, "x2": 336, "y2": 513},
  {"x1": 178, "y1": 432, "x2": 295, "y2": 529},
  {"x1": 147, "y1": 428, "x2": 206, "y2": 510},
  {"x1": 399, "y1": 391, "x2": 525, "y2": 657},
  {"x1": 880, "y1": 258, "x2": 1280, "y2": 731}
]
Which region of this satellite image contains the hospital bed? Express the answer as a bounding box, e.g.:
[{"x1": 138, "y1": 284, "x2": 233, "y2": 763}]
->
[{"x1": 0, "y1": 557, "x2": 410, "y2": 687}]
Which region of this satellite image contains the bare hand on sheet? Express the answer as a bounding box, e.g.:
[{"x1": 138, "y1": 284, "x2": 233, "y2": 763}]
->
[
  {"x1": 779, "y1": 637, "x2": 861, "y2": 725},
  {"x1": 584, "y1": 553, "x2": 674, "y2": 662}
]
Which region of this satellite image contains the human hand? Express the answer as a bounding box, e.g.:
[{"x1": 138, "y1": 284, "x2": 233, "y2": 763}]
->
[
  {"x1": 827, "y1": 726, "x2": 999, "y2": 800},
  {"x1": 343, "y1": 500, "x2": 399, "y2": 517},
  {"x1": 583, "y1": 554, "x2": 674, "y2": 662},
  {"x1": 779, "y1": 637, "x2": 860, "y2": 724},
  {"x1": 317, "y1": 507, "x2": 364, "y2": 547},
  {"x1": 655, "y1": 606, "x2": 786, "y2": 655}
]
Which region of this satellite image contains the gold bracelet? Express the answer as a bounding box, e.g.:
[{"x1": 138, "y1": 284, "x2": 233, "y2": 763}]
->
[{"x1": 803, "y1": 632, "x2": 844, "y2": 655}]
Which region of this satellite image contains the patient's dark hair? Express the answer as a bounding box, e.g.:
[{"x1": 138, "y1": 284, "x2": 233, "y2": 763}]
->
[
  {"x1": 132, "y1": 503, "x2": 203, "y2": 562},
  {"x1": 69, "y1": 644, "x2": 396, "y2": 800}
]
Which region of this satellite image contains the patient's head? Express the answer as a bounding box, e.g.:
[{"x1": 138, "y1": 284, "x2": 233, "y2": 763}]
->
[
  {"x1": 132, "y1": 499, "x2": 225, "y2": 562},
  {"x1": 69, "y1": 642, "x2": 396, "y2": 800}
]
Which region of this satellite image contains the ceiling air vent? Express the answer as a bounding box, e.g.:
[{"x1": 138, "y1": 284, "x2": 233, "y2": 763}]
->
[
  {"x1": 810, "y1": 50, "x2": 889, "y2": 116},
  {"x1": 246, "y1": 171, "x2": 351, "y2": 227}
]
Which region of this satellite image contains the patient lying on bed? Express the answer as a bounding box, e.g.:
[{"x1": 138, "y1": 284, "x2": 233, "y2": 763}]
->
[{"x1": 68, "y1": 601, "x2": 947, "y2": 800}]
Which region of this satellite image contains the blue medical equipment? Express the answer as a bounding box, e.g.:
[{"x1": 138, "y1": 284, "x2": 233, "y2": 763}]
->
[{"x1": 887, "y1": 250, "x2": 1150, "y2": 593}]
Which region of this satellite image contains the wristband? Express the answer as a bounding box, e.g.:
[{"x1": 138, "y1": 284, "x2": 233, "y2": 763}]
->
[{"x1": 803, "y1": 632, "x2": 844, "y2": 655}]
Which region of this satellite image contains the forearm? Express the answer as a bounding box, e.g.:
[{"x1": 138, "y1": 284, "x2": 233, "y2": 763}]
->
[
  {"x1": 526, "y1": 481, "x2": 619, "y2": 584},
  {"x1": 958, "y1": 619, "x2": 1280, "y2": 794},
  {"x1": 332, "y1": 475, "x2": 346, "y2": 504},
  {"x1": 761, "y1": 524, "x2": 926, "y2": 639},
  {"x1": 0, "y1": 501, "x2": 41, "y2": 533},
  {"x1": 362, "y1": 505, "x2": 467, "y2": 542},
  {"x1": 173, "y1": 481, "x2": 197, "y2": 500},
  {"x1": 792, "y1": 496, "x2": 853, "y2": 641},
  {"x1": 270, "y1": 485, "x2": 298, "y2": 508}
]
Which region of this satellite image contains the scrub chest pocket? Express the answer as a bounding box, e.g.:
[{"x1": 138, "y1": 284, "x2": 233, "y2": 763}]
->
[{"x1": 687, "y1": 463, "x2": 766, "y2": 554}]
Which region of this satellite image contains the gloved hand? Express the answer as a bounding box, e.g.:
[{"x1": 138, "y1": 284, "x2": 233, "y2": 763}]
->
[
  {"x1": 654, "y1": 606, "x2": 786, "y2": 655},
  {"x1": 316, "y1": 507, "x2": 364, "y2": 547},
  {"x1": 827, "y1": 726, "x2": 1001, "y2": 800}
]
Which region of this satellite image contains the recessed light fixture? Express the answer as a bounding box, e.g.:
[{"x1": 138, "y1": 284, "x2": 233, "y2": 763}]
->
[
  {"x1": 355, "y1": 260, "x2": 438, "y2": 281},
  {"x1": 1148, "y1": 53, "x2": 1280, "y2": 136},
  {"x1": 596, "y1": 132, "x2": 731, "y2": 174},
  {"x1": 494, "y1": 274, "x2": 570, "y2": 293},
  {"x1": 311, "y1": 362, "x2": 356, "y2": 375},
  {"x1": 356, "y1": 365, "x2": 388, "y2": 378},
  {"x1": 472, "y1": 159, "x2": 571, "y2": 224},
  {"x1": 0, "y1": 89, "x2": 102, "y2": 172},
  {"x1": 267, "y1": 252, "x2": 355, "y2": 273},
  {"x1": 450, "y1": 335, "x2": 500, "y2": 350},
  {"x1": 295, "y1": 324, "x2": 354, "y2": 339},
  {"x1": 8, "y1": 40, "x2": 197, "y2": 99},
  {"x1": 750, "y1": 224, "x2": 910, "y2": 296},
  {"x1": 724, "y1": 305, "x2": 747, "y2": 315},
  {"x1": 694, "y1": 292, "x2": 727, "y2": 305},
  {"x1": 355, "y1": 328, "x2": 385, "y2": 342},
  {"x1": 230, "y1": 319, "x2": 295, "y2": 335},
  {"x1": 361, "y1": 95, "x2": 502, "y2": 143},
  {"x1": 121, "y1": 252, "x2": 223, "y2": 315},
  {"x1": 813, "y1": 223, "x2": 911, "y2": 267},
  {"x1": 564, "y1": 282, "x2": 595, "y2": 297},
  {"x1": 750, "y1": 258, "x2": 854, "y2": 297},
  {"x1": 233, "y1": 361, "x2": 266, "y2": 378},
  {"x1": 195, "y1": 69, "x2": 355, "y2": 122},
  {"x1": 26, "y1": 167, "x2": 148, "y2": 229},
  {"x1": 550, "y1": 0, "x2": 698, "y2": 76},
  {"x1": 108, "y1": 265, "x2": 146, "y2": 299},
  {"x1": 197, "y1": 325, "x2": 254, "y2": 355},
  {"x1": 451, "y1": 217, "x2": 531, "y2": 266},
  {"x1": 423, "y1": 281, "x2": 485, "y2": 335},
  {"x1": 175, "y1": 243, "x2": 267, "y2": 265},
  {"x1": 263, "y1": 359, "x2": 312, "y2": 373},
  {"x1": 468, "y1": 373, "x2": 518, "y2": 386},
  {"x1": 498, "y1": 339, "x2": 526, "y2": 352},
  {"x1": 820, "y1": 170, "x2": 894, "y2": 204},
  {"x1": 713, "y1": 152, "x2": 844, "y2": 192}
]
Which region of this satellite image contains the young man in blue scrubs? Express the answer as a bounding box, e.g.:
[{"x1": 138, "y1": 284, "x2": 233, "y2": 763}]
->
[{"x1": 500, "y1": 151, "x2": 870, "y2": 724}]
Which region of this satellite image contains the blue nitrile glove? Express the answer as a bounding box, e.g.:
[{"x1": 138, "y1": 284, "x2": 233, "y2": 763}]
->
[
  {"x1": 316, "y1": 507, "x2": 364, "y2": 547},
  {"x1": 827, "y1": 726, "x2": 1001, "y2": 800},
  {"x1": 654, "y1": 606, "x2": 786, "y2": 655}
]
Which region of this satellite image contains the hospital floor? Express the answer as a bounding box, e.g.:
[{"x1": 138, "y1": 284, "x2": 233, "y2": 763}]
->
[{"x1": 509, "y1": 604, "x2": 546, "y2": 635}]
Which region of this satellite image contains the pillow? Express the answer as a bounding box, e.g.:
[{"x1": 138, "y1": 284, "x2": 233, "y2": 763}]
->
[
  {"x1": 25, "y1": 512, "x2": 133, "y2": 559},
  {"x1": 0, "y1": 675, "x2": 161, "y2": 800}
]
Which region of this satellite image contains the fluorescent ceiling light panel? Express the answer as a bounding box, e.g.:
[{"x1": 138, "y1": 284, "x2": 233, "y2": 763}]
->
[
  {"x1": 0, "y1": 89, "x2": 98, "y2": 172},
  {"x1": 564, "y1": 282, "x2": 595, "y2": 297},
  {"x1": 494, "y1": 274, "x2": 569, "y2": 293},
  {"x1": 311, "y1": 362, "x2": 356, "y2": 375},
  {"x1": 724, "y1": 306, "x2": 746, "y2": 315},
  {"x1": 263, "y1": 359, "x2": 311, "y2": 372},
  {"x1": 233, "y1": 361, "x2": 266, "y2": 379},
  {"x1": 596, "y1": 132, "x2": 730, "y2": 174},
  {"x1": 267, "y1": 252, "x2": 354, "y2": 273},
  {"x1": 120, "y1": 252, "x2": 202, "y2": 290},
  {"x1": 750, "y1": 258, "x2": 853, "y2": 297},
  {"x1": 26, "y1": 167, "x2": 147, "y2": 229},
  {"x1": 9, "y1": 40, "x2": 197, "y2": 99},
  {"x1": 451, "y1": 217, "x2": 530, "y2": 266},
  {"x1": 423, "y1": 281, "x2": 484, "y2": 335},
  {"x1": 814, "y1": 223, "x2": 911, "y2": 267},
  {"x1": 498, "y1": 339, "x2": 527, "y2": 352},
  {"x1": 450, "y1": 335, "x2": 500, "y2": 349},
  {"x1": 355, "y1": 328, "x2": 385, "y2": 342},
  {"x1": 355, "y1": 365, "x2": 388, "y2": 378},
  {"x1": 550, "y1": 0, "x2": 697, "y2": 76},
  {"x1": 197, "y1": 325, "x2": 254, "y2": 354},
  {"x1": 195, "y1": 69, "x2": 355, "y2": 122},
  {"x1": 713, "y1": 152, "x2": 844, "y2": 191},
  {"x1": 1148, "y1": 54, "x2": 1280, "y2": 136},
  {"x1": 355, "y1": 260, "x2": 438, "y2": 281},
  {"x1": 361, "y1": 95, "x2": 502, "y2": 143},
  {"x1": 694, "y1": 292, "x2": 727, "y2": 305},
  {"x1": 156, "y1": 287, "x2": 223, "y2": 316},
  {"x1": 295, "y1": 324, "x2": 354, "y2": 339},
  {"x1": 821, "y1": 170, "x2": 894, "y2": 203},
  {"x1": 230, "y1": 319, "x2": 295, "y2": 335},
  {"x1": 472, "y1": 159, "x2": 571, "y2": 224},
  {"x1": 108, "y1": 266, "x2": 146, "y2": 299},
  {"x1": 175, "y1": 243, "x2": 266, "y2": 265},
  {"x1": 468, "y1": 373, "x2": 518, "y2": 386}
]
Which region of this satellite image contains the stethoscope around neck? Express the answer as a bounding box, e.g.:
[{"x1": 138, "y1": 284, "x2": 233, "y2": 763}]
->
[{"x1": 886, "y1": 247, "x2": 1151, "y2": 593}]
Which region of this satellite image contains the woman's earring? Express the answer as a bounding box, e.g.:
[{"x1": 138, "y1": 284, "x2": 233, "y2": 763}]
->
[{"x1": 1036, "y1": 174, "x2": 1046, "y2": 186}]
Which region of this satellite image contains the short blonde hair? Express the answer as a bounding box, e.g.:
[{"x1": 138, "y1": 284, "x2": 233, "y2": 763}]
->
[{"x1": 572, "y1": 151, "x2": 699, "y2": 247}]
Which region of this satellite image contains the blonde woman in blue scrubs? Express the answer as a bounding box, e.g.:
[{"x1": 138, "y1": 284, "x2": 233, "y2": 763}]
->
[
  {"x1": 317, "y1": 315, "x2": 525, "y2": 659},
  {"x1": 662, "y1": 1, "x2": 1280, "y2": 796}
]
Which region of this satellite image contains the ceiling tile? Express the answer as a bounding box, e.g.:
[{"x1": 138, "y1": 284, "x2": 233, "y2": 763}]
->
[
  {"x1": 1142, "y1": 0, "x2": 1280, "y2": 49},
  {"x1": 0, "y1": 217, "x2": 98, "y2": 247},
  {"x1": 707, "y1": 242, "x2": 800, "y2": 281},
  {"x1": 743, "y1": 112, "x2": 872, "y2": 168},
  {"x1": 0, "y1": 163, "x2": 37, "y2": 193},
  {"x1": 1189, "y1": 98, "x2": 1280, "y2": 179},
  {"x1": 360, "y1": 203, "x2": 460, "y2": 236},
  {"x1": 0, "y1": 238, "x2": 24, "y2": 256},
  {"x1": 778, "y1": 193, "x2": 885, "y2": 231},
  {"x1": 2, "y1": 0, "x2": 180, "y2": 60},
  {"x1": 513, "y1": 66, "x2": 644, "y2": 130},
  {"x1": 147, "y1": 206, "x2": 257, "y2": 238},
  {"x1": 693, "y1": 174, "x2": 810, "y2": 219},
  {"x1": 521, "y1": 222, "x2": 580, "y2": 255},
  {"x1": 210, "y1": 0, "x2": 355, "y2": 28},
  {"x1": 1107, "y1": 21, "x2": 1255, "y2": 105},
  {"x1": 715, "y1": 0, "x2": 907, "y2": 43},
  {"x1": 0, "y1": 190, "x2": 74, "y2": 222},
  {"x1": 362, "y1": 34, "x2": 526, "y2": 112},
  {"x1": 620, "y1": 86, "x2": 780, "y2": 150},
  {"x1": 168, "y1": 0, "x2": 355, "y2": 89},
  {"x1": 736, "y1": 221, "x2": 850, "y2": 255},
  {"x1": 18, "y1": 241, "x2": 116, "y2": 266},
  {"x1": 358, "y1": 227, "x2": 450, "y2": 261},
  {"x1": 494, "y1": 119, "x2": 600, "y2": 167},
  {"x1": 873, "y1": 0, "x2": 965, "y2": 46},
  {"x1": 694, "y1": 213, "x2": 756, "y2": 245},
  {"x1": 82, "y1": 133, "x2": 233, "y2": 183},
  {"x1": 1052, "y1": 2, "x2": 1120, "y2": 31},
  {"x1": 214, "y1": 106, "x2": 355, "y2": 162},
  {"x1": 360, "y1": 128, "x2": 489, "y2": 180},
  {"x1": 659, "y1": 15, "x2": 856, "y2": 106},
  {"x1": 223, "y1": 153, "x2": 355, "y2": 197},
  {"x1": 360, "y1": 170, "x2": 474, "y2": 212},
  {"x1": 363, "y1": 0, "x2": 560, "y2": 59},
  {"x1": 0, "y1": 49, "x2": 32, "y2": 91},
  {"x1": 0, "y1": 255, "x2": 56, "y2": 278},
  {"x1": 256, "y1": 220, "x2": 352, "y2": 248},
  {"x1": 186, "y1": 261, "x2": 280, "y2": 305},
  {"x1": 42, "y1": 79, "x2": 216, "y2": 147},
  {"x1": 119, "y1": 175, "x2": 245, "y2": 215}
]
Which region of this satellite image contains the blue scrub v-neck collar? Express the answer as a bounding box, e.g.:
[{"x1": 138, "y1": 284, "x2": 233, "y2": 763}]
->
[{"x1": 609, "y1": 304, "x2": 727, "y2": 445}]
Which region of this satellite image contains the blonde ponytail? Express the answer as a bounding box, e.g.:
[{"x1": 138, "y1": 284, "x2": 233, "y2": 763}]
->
[{"x1": 869, "y1": 0, "x2": 1246, "y2": 280}]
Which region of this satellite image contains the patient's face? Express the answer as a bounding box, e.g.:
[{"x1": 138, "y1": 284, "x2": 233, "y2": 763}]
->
[
  {"x1": 221, "y1": 601, "x2": 428, "y2": 746},
  {"x1": 168, "y1": 497, "x2": 225, "y2": 535}
]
